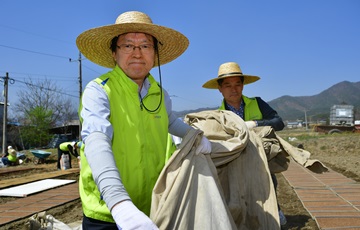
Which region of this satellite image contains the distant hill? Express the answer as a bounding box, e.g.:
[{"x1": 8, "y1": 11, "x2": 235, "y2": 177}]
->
[
  {"x1": 174, "y1": 81, "x2": 360, "y2": 122},
  {"x1": 269, "y1": 81, "x2": 360, "y2": 121}
]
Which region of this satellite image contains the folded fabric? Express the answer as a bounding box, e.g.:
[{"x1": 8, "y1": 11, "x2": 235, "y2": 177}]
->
[{"x1": 151, "y1": 110, "x2": 280, "y2": 229}]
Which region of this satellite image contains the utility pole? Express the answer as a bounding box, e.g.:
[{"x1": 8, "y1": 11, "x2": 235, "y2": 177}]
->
[
  {"x1": 78, "y1": 52, "x2": 82, "y2": 100},
  {"x1": 304, "y1": 109, "x2": 308, "y2": 131},
  {"x1": 70, "y1": 52, "x2": 83, "y2": 140},
  {"x1": 78, "y1": 52, "x2": 82, "y2": 140},
  {"x1": 2, "y1": 72, "x2": 9, "y2": 154}
]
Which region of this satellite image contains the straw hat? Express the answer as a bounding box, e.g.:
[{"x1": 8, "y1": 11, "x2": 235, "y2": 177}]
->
[
  {"x1": 202, "y1": 62, "x2": 260, "y2": 89},
  {"x1": 76, "y1": 11, "x2": 189, "y2": 68}
]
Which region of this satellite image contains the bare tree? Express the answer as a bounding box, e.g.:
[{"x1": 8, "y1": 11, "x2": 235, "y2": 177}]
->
[
  {"x1": 13, "y1": 78, "x2": 77, "y2": 126},
  {"x1": 12, "y1": 78, "x2": 78, "y2": 147}
]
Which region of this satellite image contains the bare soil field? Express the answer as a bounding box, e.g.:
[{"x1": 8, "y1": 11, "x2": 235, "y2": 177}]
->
[
  {"x1": 0, "y1": 130, "x2": 359, "y2": 229},
  {"x1": 277, "y1": 130, "x2": 360, "y2": 229}
]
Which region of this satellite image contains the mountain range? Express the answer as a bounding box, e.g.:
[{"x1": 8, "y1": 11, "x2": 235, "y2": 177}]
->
[{"x1": 174, "y1": 81, "x2": 360, "y2": 122}]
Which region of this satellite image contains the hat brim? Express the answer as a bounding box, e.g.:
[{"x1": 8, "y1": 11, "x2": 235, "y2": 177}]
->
[
  {"x1": 76, "y1": 23, "x2": 189, "y2": 68},
  {"x1": 202, "y1": 74, "x2": 260, "y2": 89}
]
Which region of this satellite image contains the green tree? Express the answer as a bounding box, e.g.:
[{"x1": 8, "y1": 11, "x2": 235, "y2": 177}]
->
[{"x1": 20, "y1": 106, "x2": 53, "y2": 148}]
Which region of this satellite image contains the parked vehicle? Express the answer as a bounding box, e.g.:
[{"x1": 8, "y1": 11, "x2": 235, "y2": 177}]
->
[{"x1": 314, "y1": 104, "x2": 359, "y2": 134}]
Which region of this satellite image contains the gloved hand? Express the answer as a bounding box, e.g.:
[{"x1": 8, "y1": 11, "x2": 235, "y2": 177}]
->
[
  {"x1": 195, "y1": 136, "x2": 212, "y2": 154},
  {"x1": 245, "y1": 121, "x2": 257, "y2": 129},
  {"x1": 111, "y1": 200, "x2": 159, "y2": 230}
]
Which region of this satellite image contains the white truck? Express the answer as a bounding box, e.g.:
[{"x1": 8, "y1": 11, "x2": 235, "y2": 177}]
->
[{"x1": 314, "y1": 104, "x2": 360, "y2": 134}]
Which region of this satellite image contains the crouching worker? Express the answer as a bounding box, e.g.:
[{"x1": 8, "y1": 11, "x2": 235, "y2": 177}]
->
[
  {"x1": 1, "y1": 146, "x2": 19, "y2": 166},
  {"x1": 57, "y1": 141, "x2": 80, "y2": 170}
]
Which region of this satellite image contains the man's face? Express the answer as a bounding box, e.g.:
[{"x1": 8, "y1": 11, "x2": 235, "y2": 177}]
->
[
  {"x1": 218, "y1": 76, "x2": 244, "y2": 104},
  {"x1": 113, "y1": 33, "x2": 155, "y2": 83}
]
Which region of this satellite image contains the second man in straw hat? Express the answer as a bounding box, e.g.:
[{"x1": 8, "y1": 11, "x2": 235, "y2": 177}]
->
[
  {"x1": 202, "y1": 61, "x2": 287, "y2": 225},
  {"x1": 202, "y1": 62, "x2": 285, "y2": 130},
  {"x1": 76, "y1": 10, "x2": 211, "y2": 229}
]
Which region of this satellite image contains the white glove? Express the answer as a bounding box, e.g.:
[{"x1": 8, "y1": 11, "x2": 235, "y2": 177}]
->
[
  {"x1": 111, "y1": 200, "x2": 159, "y2": 230},
  {"x1": 195, "y1": 136, "x2": 212, "y2": 154},
  {"x1": 245, "y1": 121, "x2": 257, "y2": 129}
]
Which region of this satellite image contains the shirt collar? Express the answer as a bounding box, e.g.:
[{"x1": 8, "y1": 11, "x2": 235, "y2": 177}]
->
[{"x1": 225, "y1": 99, "x2": 245, "y2": 119}]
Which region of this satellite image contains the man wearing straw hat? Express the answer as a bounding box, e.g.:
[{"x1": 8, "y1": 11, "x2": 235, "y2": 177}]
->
[
  {"x1": 76, "y1": 11, "x2": 211, "y2": 229},
  {"x1": 202, "y1": 62, "x2": 285, "y2": 130},
  {"x1": 202, "y1": 61, "x2": 287, "y2": 225}
]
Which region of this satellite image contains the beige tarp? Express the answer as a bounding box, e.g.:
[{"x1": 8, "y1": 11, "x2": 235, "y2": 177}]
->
[
  {"x1": 151, "y1": 110, "x2": 280, "y2": 230},
  {"x1": 151, "y1": 110, "x2": 328, "y2": 229},
  {"x1": 252, "y1": 124, "x2": 328, "y2": 174}
]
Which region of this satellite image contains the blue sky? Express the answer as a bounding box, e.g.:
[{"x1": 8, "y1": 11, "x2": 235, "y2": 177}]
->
[{"x1": 0, "y1": 0, "x2": 359, "y2": 113}]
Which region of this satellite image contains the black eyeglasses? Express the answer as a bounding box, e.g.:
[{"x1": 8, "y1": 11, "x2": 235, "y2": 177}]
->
[{"x1": 117, "y1": 44, "x2": 154, "y2": 54}]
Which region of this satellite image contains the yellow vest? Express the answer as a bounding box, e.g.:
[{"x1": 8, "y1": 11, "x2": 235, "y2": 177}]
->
[
  {"x1": 7, "y1": 149, "x2": 17, "y2": 162},
  {"x1": 79, "y1": 66, "x2": 173, "y2": 222},
  {"x1": 59, "y1": 142, "x2": 72, "y2": 151},
  {"x1": 219, "y1": 95, "x2": 263, "y2": 120}
]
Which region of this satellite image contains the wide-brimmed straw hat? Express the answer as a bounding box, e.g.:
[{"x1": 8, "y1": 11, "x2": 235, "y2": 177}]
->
[
  {"x1": 76, "y1": 11, "x2": 189, "y2": 68},
  {"x1": 202, "y1": 62, "x2": 260, "y2": 89}
]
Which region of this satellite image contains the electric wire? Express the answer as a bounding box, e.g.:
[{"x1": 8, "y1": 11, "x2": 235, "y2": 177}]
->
[{"x1": 0, "y1": 44, "x2": 71, "y2": 60}]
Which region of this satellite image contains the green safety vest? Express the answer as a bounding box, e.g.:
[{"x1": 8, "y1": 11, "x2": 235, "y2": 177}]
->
[
  {"x1": 59, "y1": 142, "x2": 72, "y2": 151},
  {"x1": 219, "y1": 95, "x2": 263, "y2": 121},
  {"x1": 79, "y1": 66, "x2": 174, "y2": 222},
  {"x1": 7, "y1": 149, "x2": 17, "y2": 162}
]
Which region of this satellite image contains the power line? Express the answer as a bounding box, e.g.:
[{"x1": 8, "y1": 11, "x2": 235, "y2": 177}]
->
[
  {"x1": 13, "y1": 78, "x2": 78, "y2": 98},
  {"x1": 0, "y1": 44, "x2": 71, "y2": 60},
  {"x1": 0, "y1": 24, "x2": 73, "y2": 45},
  {"x1": 82, "y1": 63, "x2": 104, "y2": 75},
  {"x1": 0, "y1": 77, "x2": 78, "y2": 99},
  {"x1": 0, "y1": 24, "x2": 82, "y2": 104},
  {"x1": 0, "y1": 70, "x2": 78, "y2": 81}
]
